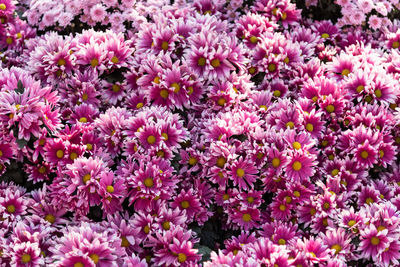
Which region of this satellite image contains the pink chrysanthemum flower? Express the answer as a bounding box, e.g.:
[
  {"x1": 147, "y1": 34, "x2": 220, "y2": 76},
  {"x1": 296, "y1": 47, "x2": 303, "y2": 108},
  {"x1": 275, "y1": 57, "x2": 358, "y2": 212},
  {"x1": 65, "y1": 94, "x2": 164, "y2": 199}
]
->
[
  {"x1": 90, "y1": 4, "x2": 107, "y2": 23},
  {"x1": 171, "y1": 189, "x2": 202, "y2": 223},
  {"x1": 231, "y1": 207, "x2": 260, "y2": 231},
  {"x1": 320, "y1": 228, "x2": 353, "y2": 260},
  {"x1": 359, "y1": 224, "x2": 390, "y2": 261},
  {"x1": 285, "y1": 151, "x2": 316, "y2": 182},
  {"x1": 8, "y1": 241, "x2": 44, "y2": 267},
  {"x1": 229, "y1": 156, "x2": 258, "y2": 190}
]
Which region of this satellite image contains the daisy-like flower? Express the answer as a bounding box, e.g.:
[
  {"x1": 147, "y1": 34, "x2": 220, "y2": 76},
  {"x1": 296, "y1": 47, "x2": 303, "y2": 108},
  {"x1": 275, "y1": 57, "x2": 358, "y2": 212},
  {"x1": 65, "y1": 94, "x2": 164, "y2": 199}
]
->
[
  {"x1": 0, "y1": 188, "x2": 29, "y2": 221},
  {"x1": 171, "y1": 189, "x2": 202, "y2": 223},
  {"x1": 8, "y1": 241, "x2": 44, "y2": 267},
  {"x1": 295, "y1": 236, "x2": 330, "y2": 264},
  {"x1": 90, "y1": 4, "x2": 107, "y2": 23},
  {"x1": 231, "y1": 207, "x2": 260, "y2": 231},
  {"x1": 320, "y1": 228, "x2": 353, "y2": 260},
  {"x1": 354, "y1": 140, "x2": 378, "y2": 168},
  {"x1": 228, "y1": 156, "x2": 258, "y2": 190},
  {"x1": 285, "y1": 151, "x2": 316, "y2": 183},
  {"x1": 359, "y1": 224, "x2": 390, "y2": 261}
]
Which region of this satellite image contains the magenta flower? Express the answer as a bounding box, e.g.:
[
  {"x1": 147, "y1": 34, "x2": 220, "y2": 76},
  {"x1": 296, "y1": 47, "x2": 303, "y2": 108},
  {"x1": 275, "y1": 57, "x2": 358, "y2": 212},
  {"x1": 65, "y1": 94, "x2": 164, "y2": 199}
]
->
[
  {"x1": 285, "y1": 151, "x2": 316, "y2": 182},
  {"x1": 359, "y1": 224, "x2": 390, "y2": 261}
]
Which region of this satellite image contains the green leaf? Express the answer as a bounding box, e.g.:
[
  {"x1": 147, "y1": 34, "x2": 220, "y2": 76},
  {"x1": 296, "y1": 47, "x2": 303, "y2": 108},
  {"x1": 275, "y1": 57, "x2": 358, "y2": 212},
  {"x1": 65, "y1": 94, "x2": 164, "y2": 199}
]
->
[
  {"x1": 197, "y1": 245, "x2": 212, "y2": 263},
  {"x1": 15, "y1": 80, "x2": 24, "y2": 94},
  {"x1": 16, "y1": 139, "x2": 28, "y2": 148}
]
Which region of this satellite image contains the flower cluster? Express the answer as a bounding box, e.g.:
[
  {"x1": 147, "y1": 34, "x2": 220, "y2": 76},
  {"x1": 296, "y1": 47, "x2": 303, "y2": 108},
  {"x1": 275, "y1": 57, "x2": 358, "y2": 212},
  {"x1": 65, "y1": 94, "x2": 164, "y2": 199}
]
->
[
  {"x1": 2, "y1": 0, "x2": 400, "y2": 266},
  {"x1": 306, "y1": 0, "x2": 400, "y2": 30}
]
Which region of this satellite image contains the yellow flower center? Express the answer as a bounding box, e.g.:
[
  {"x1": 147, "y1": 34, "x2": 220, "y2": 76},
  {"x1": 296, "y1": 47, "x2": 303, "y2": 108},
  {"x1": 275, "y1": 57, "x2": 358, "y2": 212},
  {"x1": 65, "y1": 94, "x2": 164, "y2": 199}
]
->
[
  {"x1": 86, "y1": 143, "x2": 93, "y2": 150},
  {"x1": 305, "y1": 123, "x2": 314, "y2": 132},
  {"x1": 331, "y1": 169, "x2": 339, "y2": 176},
  {"x1": 268, "y1": 63, "x2": 276, "y2": 72},
  {"x1": 326, "y1": 105, "x2": 335, "y2": 113},
  {"x1": 292, "y1": 161, "x2": 302, "y2": 171},
  {"x1": 347, "y1": 220, "x2": 356, "y2": 227},
  {"x1": 365, "y1": 197, "x2": 374, "y2": 204},
  {"x1": 371, "y1": 237, "x2": 380, "y2": 245},
  {"x1": 153, "y1": 76, "x2": 161, "y2": 84},
  {"x1": 56, "y1": 150, "x2": 64, "y2": 159},
  {"x1": 38, "y1": 166, "x2": 46, "y2": 174},
  {"x1": 292, "y1": 141, "x2": 301, "y2": 150},
  {"x1": 278, "y1": 238, "x2": 286, "y2": 245},
  {"x1": 135, "y1": 102, "x2": 144, "y2": 109},
  {"x1": 361, "y1": 150, "x2": 369, "y2": 159},
  {"x1": 281, "y1": 12, "x2": 287, "y2": 20},
  {"x1": 249, "y1": 36, "x2": 258, "y2": 44},
  {"x1": 321, "y1": 33, "x2": 330, "y2": 39},
  {"x1": 286, "y1": 121, "x2": 294, "y2": 129},
  {"x1": 223, "y1": 194, "x2": 229, "y2": 200},
  {"x1": 112, "y1": 84, "x2": 120, "y2": 92},
  {"x1": 147, "y1": 135, "x2": 156, "y2": 145},
  {"x1": 171, "y1": 82, "x2": 180, "y2": 93},
  {"x1": 247, "y1": 196, "x2": 254, "y2": 203},
  {"x1": 161, "y1": 133, "x2": 168, "y2": 141},
  {"x1": 111, "y1": 56, "x2": 119, "y2": 64},
  {"x1": 144, "y1": 177, "x2": 154, "y2": 188},
  {"x1": 198, "y1": 57, "x2": 206, "y2": 66},
  {"x1": 294, "y1": 191, "x2": 300, "y2": 197},
  {"x1": 248, "y1": 67, "x2": 256, "y2": 74},
  {"x1": 6, "y1": 37, "x2": 12, "y2": 44},
  {"x1": 160, "y1": 89, "x2": 169, "y2": 99},
  {"x1": 377, "y1": 225, "x2": 386, "y2": 231},
  {"x1": 187, "y1": 86, "x2": 194, "y2": 95},
  {"x1": 259, "y1": 105, "x2": 268, "y2": 110},
  {"x1": 356, "y1": 85, "x2": 364, "y2": 93},
  {"x1": 106, "y1": 185, "x2": 114, "y2": 193},
  {"x1": 161, "y1": 41, "x2": 169, "y2": 51},
  {"x1": 211, "y1": 59, "x2": 220, "y2": 68},
  {"x1": 83, "y1": 174, "x2": 91, "y2": 184},
  {"x1": 242, "y1": 213, "x2": 252, "y2": 222},
  {"x1": 273, "y1": 90, "x2": 281, "y2": 97},
  {"x1": 217, "y1": 97, "x2": 226, "y2": 106},
  {"x1": 74, "y1": 263, "x2": 84, "y2": 267},
  {"x1": 310, "y1": 208, "x2": 316, "y2": 216},
  {"x1": 284, "y1": 57, "x2": 289, "y2": 64},
  {"x1": 272, "y1": 157, "x2": 281, "y2": 168},
  {"x1": 323, "y1": 202, "x2": 330, "y2": 210},
  {"x1": 0, "y1": 4, "x2": 6, "y2": 10},
  {"x1": 216, "y1": 157, "x2": 226, "y2": 168},
  {"x1": 82, "y1": 93, "x2": 88, "y2": 101},
  {"x1": 285, "y1": 196, "x2": 292, "y2": 203},
  {"x1": 57, "y1": 58, "x2": 66, "y2": 66},
  {"x1": 392, "y1": 41, "x2": 400, "y2": 49},
  {"x1": 162, "y1": 221, "x2": 170, "y2": 230},
  {"x1": 341, "y1": 68, "x2": 350, "y2": 76},
  {"x1": 331, "y1": 244, "x2": 342, "y2": 254},
  {"x1": 7, "y1": 205, "x2": 15, "y2": 213},
  {"x1": 279, "y1": 204, "x2": 286, "y2": 211},
  {"x1": 69, "y1": 152, "x2": 78, "y2": 160},
  {"x1": 181, "y1": 200, "x2": 190, "y2": 209},
  {"x1": 177, "y1": 253, "x2": 187, "y2": 263},
  {"x1": 143, "y1": 225, "x2": 150, "y2": 234},
  {"x1": 188, "y1": 157, "x2": 197, "y2": 166},
  {"x1": 121, "y1": 236, "x2": 130, "y2": 247},
  {"x1": 236, "y1": 168, "x2": 245, "y2": 177},
  {"x1": 21, "y1": 254, "x2": 31, "y2": 263},
  {"x1": 90, "y1": 58, "x2": 99, "y2": 67},
  {"x1": 374, "y1": 89, "x2": 382, "y2": 98},
  {"x1": 45, "y1": 214, "x2": 55, "y2": 224},
  {"x1": 89, "y1": 254, "x2": 99, "y2": 264}
]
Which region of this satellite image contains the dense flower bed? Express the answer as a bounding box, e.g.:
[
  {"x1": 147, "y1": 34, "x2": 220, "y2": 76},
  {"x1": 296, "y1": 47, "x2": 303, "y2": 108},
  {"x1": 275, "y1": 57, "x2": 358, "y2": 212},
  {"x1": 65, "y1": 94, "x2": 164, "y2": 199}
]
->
[{"x1": 2, "y1": 0, "x2": 400, "y2": 266}]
